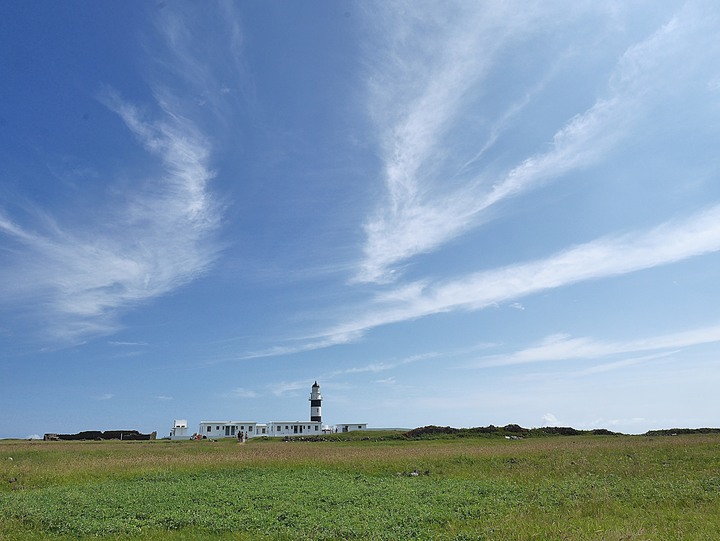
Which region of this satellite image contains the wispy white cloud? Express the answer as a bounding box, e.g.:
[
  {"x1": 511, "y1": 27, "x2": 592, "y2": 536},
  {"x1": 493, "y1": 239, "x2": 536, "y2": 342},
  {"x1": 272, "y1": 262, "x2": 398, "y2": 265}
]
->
[
  {"x1": 229, "y1": 388, "x2": 258, "y2": 399},
  {"x1": 327, "y1": 352, "x2": 441, "y2": 378},
  {"x1": 358, "y1": 3, "x2": 543, "y2": 283},
  {"x1": 0, "y1": 96, "x2": 222, "y2": 341},
  {"x1": 322, "y1": 204, "x2": 720, "y2": 347},
  {"x1": 576, "y1": 351, "x2": 678, "y2": 376},
  {"x1": 0, "y1": 4, "x2": 244, "y2": 344},
  {"x1": 148, "y1": 2, "x2": 250, "y2": 127},
  {"x1": 474, "y1": 321, "x2": 720, "y2": 368},
  {"x1": 96, "y1": 393, "x2": 114, "y2": 401},
  {"x1": 239, "y1": 198, "x2": 720, "y2": 360},
  {"x1": 271, "y1": 380, "x2": 309, "y2": 397},
  {"x1": 356, "y1": 2, "x2": 708, "y2": 284},
  {"x1": 234, "y1": 330, "x2": 364, "y2": 361}
]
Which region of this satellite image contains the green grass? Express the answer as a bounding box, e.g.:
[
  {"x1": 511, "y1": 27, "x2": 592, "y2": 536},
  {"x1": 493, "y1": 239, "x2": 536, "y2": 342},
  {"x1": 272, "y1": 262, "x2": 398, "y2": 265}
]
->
[{"x1": 1, "y1": 434, "x2": 720, "y2": 539}]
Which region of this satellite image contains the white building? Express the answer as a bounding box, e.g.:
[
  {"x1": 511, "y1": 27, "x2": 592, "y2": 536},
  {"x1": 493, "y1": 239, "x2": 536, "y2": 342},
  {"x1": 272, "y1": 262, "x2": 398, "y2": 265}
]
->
[
  {"x1": 170, "y1": 419, "x2": 191, "y2": 440},
  {"x1": 267, "y1": 421, "x2": 322, "y2": 437},
  {"x1": 198, "y1": 421, "x2": 265, "y2": 439},
  {"x1": 335, "y1": 423, "x2": 368, "y2": 433}
]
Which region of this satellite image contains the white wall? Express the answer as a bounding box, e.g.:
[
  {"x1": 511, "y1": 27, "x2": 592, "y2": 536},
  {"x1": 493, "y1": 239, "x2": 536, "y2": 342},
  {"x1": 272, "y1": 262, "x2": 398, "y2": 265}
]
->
[
  {"x1": 268, "y1": 421, "x2": 321, "y2": 437},
  {"x1": 170, "y1": 426, "x2": 191, "y2": 440},
  {"x1": 336, "y1": 424, "x2": 367, "y2": 433},
  {"x1": 199, "y1": 422, "x2": 257, "y2": 439}
]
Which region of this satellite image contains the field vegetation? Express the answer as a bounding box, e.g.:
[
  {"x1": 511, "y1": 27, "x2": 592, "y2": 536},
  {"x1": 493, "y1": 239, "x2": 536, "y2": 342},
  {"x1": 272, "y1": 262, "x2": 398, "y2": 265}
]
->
[{"x1": 2, "y1": 431, "x2": 720, "y2": 540}]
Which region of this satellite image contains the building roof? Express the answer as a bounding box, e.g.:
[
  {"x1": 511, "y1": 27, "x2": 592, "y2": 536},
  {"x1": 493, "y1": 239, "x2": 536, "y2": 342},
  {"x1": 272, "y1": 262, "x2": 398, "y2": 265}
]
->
[
  {"x1": 199, "y1": 420, "x2": 257, "y2": 424},
  {"x1": 269, "y1": 420, "x2": 321, "y2": 424}
]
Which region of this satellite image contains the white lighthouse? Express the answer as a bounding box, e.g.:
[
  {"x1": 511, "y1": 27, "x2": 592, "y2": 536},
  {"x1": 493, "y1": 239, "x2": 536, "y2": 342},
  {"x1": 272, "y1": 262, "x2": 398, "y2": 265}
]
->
[{"x1": 309, "y1": 381, "x2": 322, "y2": 423}]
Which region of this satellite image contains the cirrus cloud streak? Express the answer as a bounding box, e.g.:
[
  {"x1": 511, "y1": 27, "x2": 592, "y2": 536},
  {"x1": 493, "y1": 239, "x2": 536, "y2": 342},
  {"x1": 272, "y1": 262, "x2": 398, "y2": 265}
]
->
[
  {"x1": 0, "y1": 95, "x2": 222, "y2": 341},
  {"x1": 357, "y1": 2, "x2": 712, "y2": 284},
  {"x1": 325, "y1": 204, "x2": 720, "y2": 345}
]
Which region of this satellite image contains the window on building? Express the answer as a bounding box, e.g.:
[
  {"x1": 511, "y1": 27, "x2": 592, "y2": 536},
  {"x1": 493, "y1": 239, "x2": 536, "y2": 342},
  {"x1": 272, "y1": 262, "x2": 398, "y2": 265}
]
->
[
  {"x1": 315, "y1": 425, "x2": 319, "y2": 431},
  {"x1": 207, "y1": 426, "x2": 211, "y2": 432},
  {"x1": 249, "y1": 426, "x2": 253, "y2": 432},
  {"x1": 358, "y1": 426, "x2": 362, "y2": 430},
  {"x1": 285, "y1": 426, "x2": 289, "y2": 430}
]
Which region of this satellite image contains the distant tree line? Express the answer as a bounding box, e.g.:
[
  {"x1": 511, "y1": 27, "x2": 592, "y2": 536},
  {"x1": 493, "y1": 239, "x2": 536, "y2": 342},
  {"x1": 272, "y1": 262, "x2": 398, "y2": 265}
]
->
[
  {"x1": 43, "y1": 430, "x2": 157, "y2": 441},
  {"x1": 400, "y1": 424, "x2": 716, "y2": 439},
  {"x1": 644, "y1": 428, "x2": 720, "y2": 436}
]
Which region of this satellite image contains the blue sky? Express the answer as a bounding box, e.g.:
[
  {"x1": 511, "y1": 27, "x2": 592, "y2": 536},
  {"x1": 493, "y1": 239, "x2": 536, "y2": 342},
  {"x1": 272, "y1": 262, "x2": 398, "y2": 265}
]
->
[{"x1": 2, "y1": 2, "x2": 720, "y2": 438}]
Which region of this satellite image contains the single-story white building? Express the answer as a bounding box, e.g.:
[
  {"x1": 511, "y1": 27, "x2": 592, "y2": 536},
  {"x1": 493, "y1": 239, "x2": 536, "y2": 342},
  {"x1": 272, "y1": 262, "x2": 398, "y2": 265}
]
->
[
  {"x1": 199, "y1": 421, "x2": 262, "y2": 439},
  {"x1": 267, "y1": 421, "x2": 321, "y2": 437},
  {"x1": 335, "y1": 423, "x2": 368, "y2": 433},
  {"x1": 171, "y1": 420, "x2": 368, "y2": 440},
  {"x1": 195, "y1": 421, "x2": 324, "y2": 439}
]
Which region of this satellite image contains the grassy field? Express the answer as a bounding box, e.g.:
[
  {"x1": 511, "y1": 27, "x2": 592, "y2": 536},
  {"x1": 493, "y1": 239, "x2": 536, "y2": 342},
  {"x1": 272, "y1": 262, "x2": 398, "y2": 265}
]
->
[{"x1": 1, "y1": 432, "x2": 720, "y2": 540}]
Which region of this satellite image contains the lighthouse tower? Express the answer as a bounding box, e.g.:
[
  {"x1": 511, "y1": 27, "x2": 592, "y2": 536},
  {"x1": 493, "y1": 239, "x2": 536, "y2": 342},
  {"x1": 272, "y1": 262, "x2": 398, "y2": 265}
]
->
[{"x1": 309, "y1": 381, "x2": 322, "y2": 423}]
